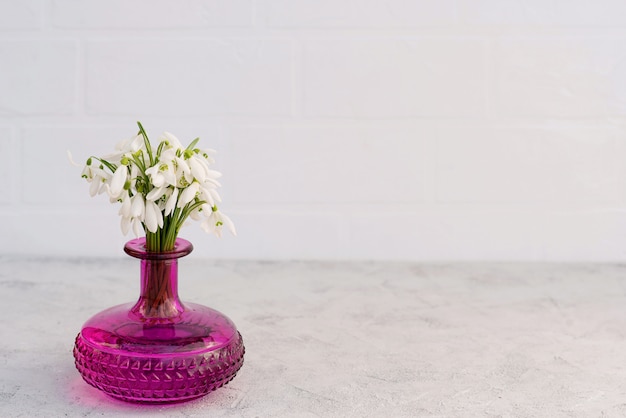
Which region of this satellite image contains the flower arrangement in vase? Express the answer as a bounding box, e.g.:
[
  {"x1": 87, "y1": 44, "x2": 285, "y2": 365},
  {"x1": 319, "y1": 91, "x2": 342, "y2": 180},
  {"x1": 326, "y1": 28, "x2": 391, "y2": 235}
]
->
[{"x1": 72, "y1": 122, "x2": 244, "y2": 403}]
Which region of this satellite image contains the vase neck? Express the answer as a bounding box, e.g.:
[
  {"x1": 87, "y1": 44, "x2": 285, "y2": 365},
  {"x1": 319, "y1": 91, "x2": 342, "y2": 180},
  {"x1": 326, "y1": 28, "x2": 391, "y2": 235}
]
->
[
  {"x1": 135, "y1": 258, "x2": 183, "y2": 319},
  {"x1": 124, "y1": 238, "x2": 193, "y2": 321}
]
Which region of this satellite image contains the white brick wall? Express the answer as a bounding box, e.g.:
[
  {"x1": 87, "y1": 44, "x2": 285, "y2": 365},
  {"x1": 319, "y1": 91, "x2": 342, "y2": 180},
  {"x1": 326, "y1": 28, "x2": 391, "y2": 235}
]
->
[
  {"x1": 1, "y1": 1, "x2": 626, "y2": 261},
  {"x1": 0, "y1": 40, "x2": 77, "y2": 114},
  {"x1": 304, "y1": 39, "x2": 488, "y2": 118},
  {"x1": 85, "y1": 39, "x2": 292, "y2": 116},
  {"x1": 50, "y1": 0, "x2": 253, "y2": 28}
]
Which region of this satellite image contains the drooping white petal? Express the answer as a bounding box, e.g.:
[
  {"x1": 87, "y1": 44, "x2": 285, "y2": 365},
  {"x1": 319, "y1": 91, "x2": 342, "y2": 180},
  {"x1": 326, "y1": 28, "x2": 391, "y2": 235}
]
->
[
  {"x1": 132, "y1": 219, "x2": 143, "y2": 237},
  {"x1": 208, "y1": 188, "x2": 222, "y2": 203},
  {"x1": 129, "y1": 134, "x2": 144, "y2": 152},
  {"x1": 188, "y1": 156, "x2": 208, "y2": 182},
  {"x1": 200, "y1": 217, "x2": 215, "y2": 235},
  {"x1": 120, "y1": 216, "x2": 131, "y2": 235},
  {"x1": 81, "y1": 165, "x2": 93, "y2": 180},
  {"x1": 221, "y1": 212, "x2": 237, "y2": 236},
  {"x1": 146, "y1": 185, "x2": 167, "y2": 202},
  {"x1": 67, "y1": 150, "x2": 81, "y2": 167},
  {"x1": 104, "y1": 185, "x2": 116, "y2": 203},
  {"x1": 213, "y1": 222, "x2": 223, "y2": 238},
  {"x1": 206, "y1": 169, "x2": 222, "y2": 179},
  {"x1": 109, "y1": 165, "x2": 127, "y2": 197},
  {"x1": 157, "y1": 207, "x2": 164, "y2": 228},
  {"x1": 199, "y1": 185, "x2": 215, "y2": 207},
  {"x1": 204, "y1": 177, "x2": 222, "y2": 188},
  {"x1": 162, "y1": 167, "x2": 177, "y2": 186},
  {"x1": 190, "y1": 208, "x2": 202, "y2": 221},
  {"x1": 130, "y1": 195, "x2": 145, "y2": 219},
  {"x1": 177, "y1": 182, "x2": 199, "y2": 208},
  {"x1": 144, "y1": 200, "x2": 159, "y2": 233},
  {"x1": 164, "y1": 187, "x2": 178, "y2": 216},
  {"x1": 200, "y1": 148, "x2": 217, "y2": 164},
  {"x1": 162, "y1": 131, "x2": 182, "y2": 149},
  {"x1": 91, "y1": 166, "x2": 111, "y2": 180},
  {"x1": 130, "y1": 163, "x2": 140, "y2": 181},
  {"x1": 118, "y1": 193, "x2": 132, "y2": 217},
  {"x1": 160, "y1": 148, "x2": 177, "y2": 160},
  {"x1": 89, "y1": 178, "x2": 101, "y2": 196},
  {"x1": 145, "y1": 165, "x2": 159, "y2": 176}
]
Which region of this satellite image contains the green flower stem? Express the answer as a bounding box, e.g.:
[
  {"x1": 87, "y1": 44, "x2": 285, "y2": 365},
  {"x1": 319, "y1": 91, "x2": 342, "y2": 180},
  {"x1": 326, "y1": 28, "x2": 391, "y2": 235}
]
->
[{"x1": 143, "y1": 199, "x2": 208, "y2": 252}]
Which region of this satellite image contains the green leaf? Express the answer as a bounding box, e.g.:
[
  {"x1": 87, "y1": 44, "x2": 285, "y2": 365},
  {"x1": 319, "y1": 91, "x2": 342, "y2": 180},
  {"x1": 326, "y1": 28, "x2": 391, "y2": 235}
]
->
[
  {"x1": 137, "y1": 121, "x2": 154, "y2": 165},
  {"x1": 185, "y1": 137, "x2": 200, "y2": 154}
]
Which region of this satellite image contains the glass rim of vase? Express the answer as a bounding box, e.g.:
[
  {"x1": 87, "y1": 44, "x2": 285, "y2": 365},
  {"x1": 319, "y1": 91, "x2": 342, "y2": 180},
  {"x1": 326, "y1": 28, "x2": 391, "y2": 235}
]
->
[{"x1": 124, "y1": 237, "x2": 194, "y2": 260}]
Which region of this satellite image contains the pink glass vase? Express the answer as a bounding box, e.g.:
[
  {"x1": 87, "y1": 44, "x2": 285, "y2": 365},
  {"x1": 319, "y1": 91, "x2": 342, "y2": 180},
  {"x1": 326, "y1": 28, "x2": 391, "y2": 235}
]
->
[{"x1": 73, "y1": 238, "x2": 245, "y2": 403}]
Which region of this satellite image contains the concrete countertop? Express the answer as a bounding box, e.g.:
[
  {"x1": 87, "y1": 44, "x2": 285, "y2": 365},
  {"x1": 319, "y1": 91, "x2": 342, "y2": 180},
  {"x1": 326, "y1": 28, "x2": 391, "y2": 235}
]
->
[{"x1": 2, "y1": 258, "x2": 626, "y2": 417}]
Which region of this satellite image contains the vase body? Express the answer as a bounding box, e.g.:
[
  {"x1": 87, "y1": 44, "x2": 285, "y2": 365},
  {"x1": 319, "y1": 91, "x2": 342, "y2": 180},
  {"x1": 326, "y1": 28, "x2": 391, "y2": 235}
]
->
[{"x1": 73, "y1": 238, "x2": 244, "y2": 403}]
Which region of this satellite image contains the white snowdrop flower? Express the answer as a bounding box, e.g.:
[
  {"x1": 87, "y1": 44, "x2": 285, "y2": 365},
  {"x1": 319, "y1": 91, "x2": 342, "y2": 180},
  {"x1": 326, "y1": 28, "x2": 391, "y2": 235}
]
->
[
  {"x1": 146, "y1": 152, "x2": 177, "y2": 188},
  {"x1": 201, "y1": 207, "x2": 236, "y2": 237},
  {"x1": 145, "y1": 164, "x2": 166, "y2": 188},
  {"x1": 170, "y1": 155, "x2": 192, "y2": 186},
  {"x1": 87, "y1": 169, "x2": 111, "y2": 197},
  {"x1": 103, "y1": 134, "x2": 144, "y2": 162},
  {"x1": 161, "y1": 131, "x2": 183, "y2": 149}
]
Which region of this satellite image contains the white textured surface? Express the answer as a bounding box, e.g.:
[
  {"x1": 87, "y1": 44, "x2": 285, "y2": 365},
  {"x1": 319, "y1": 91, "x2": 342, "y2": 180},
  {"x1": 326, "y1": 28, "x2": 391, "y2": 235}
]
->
[{"x1": 2, "y1": 258, "x2": 626, "y2": 417}]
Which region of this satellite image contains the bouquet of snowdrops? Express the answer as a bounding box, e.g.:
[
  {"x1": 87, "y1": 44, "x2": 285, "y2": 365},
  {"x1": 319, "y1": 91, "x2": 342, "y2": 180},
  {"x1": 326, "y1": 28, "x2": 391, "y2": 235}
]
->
[{"x1": 78, "y1": 122, "x2": 235, "y2": 252}]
